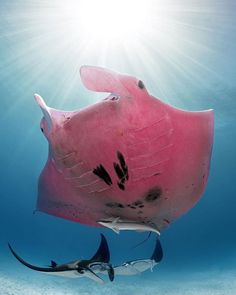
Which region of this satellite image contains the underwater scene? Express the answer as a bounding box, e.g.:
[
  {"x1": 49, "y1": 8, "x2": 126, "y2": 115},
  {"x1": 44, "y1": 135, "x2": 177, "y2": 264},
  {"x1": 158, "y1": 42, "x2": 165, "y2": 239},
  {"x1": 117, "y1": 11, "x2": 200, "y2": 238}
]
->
[{"x1": 1, "y1": 0, "x2": 236, "y2": 294}]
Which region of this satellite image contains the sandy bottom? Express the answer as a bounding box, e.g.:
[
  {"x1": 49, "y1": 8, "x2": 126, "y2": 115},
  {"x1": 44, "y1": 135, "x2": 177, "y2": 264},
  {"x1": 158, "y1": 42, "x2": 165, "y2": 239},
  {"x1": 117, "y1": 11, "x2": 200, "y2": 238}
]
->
[{"x1": 1, "y1": 263, "x2": 236, "y2": 295}]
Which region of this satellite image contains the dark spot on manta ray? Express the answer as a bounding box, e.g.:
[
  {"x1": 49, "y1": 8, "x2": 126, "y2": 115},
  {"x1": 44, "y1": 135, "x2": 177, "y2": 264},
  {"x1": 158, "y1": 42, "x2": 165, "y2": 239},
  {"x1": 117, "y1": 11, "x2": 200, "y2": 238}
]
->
[
  {"x1": 105, "y1": 202, "x2": 125, "y2": 209},
  {"x1": 114, "y1": 151, "x2": 129, "y2": 190},
  {"x1": 113, "y1": 163, "x2": 125, "y2": 182},
  {"x1": 128, "y1": 200, "x2": 145, "y2": 209},
  {"x1": 117, "y1": 182, "x2": 125, "y2": 191},
  {"x1": 138, "y1": 80, "x2": 145, "y2": 89},
  {"x1": 153, "y1": 172, "x2": 161, "y2": 176},
  {"x1": 117, "y1": 151, "x2": 129, "y2": 180},
  {"x1": 163, "y1": 218, "x2": 170, "y2": 224},
  {"x1": 40, "y1": 128, "x2": 44, "y2": 133},
  {"x1": 93, "y1": 164, "x2": 112, "y2": 185},
  {"x1": 133, "y1": 200, "x2": 143, "y2": 206},
  {"x1": 145, "y1": 187, "x2": 162, "y2": 202}
]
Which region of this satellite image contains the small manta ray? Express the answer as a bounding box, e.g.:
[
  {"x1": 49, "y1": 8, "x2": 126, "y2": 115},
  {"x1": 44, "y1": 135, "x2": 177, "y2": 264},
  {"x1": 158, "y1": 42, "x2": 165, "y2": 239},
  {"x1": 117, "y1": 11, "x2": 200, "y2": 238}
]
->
[
  {"x1": 112, "y1": 236, "x2": 163, "y2": 276},
  {"x1": 8, "y1": 234, "x2": 114, "y2": 284},
  {"x1": 35, "y1": 65, "x2": 214, "y2": 234}
]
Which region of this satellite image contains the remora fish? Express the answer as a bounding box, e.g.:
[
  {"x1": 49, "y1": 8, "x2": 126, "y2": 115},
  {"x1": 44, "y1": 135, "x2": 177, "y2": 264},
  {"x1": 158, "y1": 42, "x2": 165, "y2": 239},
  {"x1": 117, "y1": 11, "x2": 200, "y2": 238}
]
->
[{"x1": 97, "y1": 217, "x2": 160, "y2": 235}]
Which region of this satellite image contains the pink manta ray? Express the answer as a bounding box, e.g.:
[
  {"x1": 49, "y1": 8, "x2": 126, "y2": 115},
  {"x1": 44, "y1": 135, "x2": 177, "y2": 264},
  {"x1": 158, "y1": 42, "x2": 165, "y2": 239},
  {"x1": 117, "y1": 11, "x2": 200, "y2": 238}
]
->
[{"x1": 35, "y1": 66, "x2": 214, "y2": 232}]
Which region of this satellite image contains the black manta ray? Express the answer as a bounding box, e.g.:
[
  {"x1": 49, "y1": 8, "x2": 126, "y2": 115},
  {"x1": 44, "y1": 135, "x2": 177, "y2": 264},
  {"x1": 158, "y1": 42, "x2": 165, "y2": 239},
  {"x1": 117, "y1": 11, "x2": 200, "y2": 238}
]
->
[{"x1": 8, "y1": 234, "x2": 114, "y2": 284}]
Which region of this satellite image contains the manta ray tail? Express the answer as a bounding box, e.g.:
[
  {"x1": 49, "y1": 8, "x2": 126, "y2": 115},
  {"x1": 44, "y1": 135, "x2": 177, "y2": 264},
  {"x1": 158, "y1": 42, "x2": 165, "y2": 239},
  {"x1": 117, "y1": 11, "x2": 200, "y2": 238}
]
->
[
  {"x1": 84, "y1": 266, "x2": 104, "y2": 284},
  {"x1": 131, "y1": 232, "x2": 152, "y2": 249},
  {"x1": 151, "y1": 237, "x2": 163, "y2": 263}
]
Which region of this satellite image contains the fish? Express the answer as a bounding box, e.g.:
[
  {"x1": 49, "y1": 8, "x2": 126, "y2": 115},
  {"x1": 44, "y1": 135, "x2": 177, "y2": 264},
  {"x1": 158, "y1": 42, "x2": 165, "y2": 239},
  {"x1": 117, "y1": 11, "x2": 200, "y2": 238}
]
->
[
  {"x1": 8, "y1": 234, "x2": 114, "y2": 284},
  {"x1": 35, "y1": 65, "x2": 214, "y2": 233},
  {"x1": 98, "y1": 217, "x2": 160, "y2": 235}
]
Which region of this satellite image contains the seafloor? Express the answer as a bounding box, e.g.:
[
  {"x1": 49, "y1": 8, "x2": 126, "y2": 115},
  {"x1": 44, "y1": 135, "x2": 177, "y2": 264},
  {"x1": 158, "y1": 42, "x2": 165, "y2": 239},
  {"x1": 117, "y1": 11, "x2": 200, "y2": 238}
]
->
[{"x1": 1, "y1": 254, "x2": 235, "y2": 295}]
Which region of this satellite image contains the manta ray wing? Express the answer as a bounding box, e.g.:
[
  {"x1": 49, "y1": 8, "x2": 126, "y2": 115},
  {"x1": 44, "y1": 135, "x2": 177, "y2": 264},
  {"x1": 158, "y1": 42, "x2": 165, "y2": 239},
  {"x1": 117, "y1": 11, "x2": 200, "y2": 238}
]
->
[
  {"x1": 89, "y1": 234, "x2": 114, "y2": 281},
  {"x1": 8, "y1": 243, "x2": 68, "y2": 272},
  {"x1": 151, "y1": 238, "x2": 163, "y2": 263},
  {"x1": 89, "y1": 234, "x2": 110, "y2": 263}
]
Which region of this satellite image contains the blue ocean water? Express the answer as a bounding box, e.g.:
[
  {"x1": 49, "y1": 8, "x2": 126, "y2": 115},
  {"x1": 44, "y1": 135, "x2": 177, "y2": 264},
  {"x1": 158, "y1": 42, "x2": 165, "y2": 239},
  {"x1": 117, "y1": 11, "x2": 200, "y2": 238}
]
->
[{"x1": 0, "y1": 1, "x2": 236, "y2": 294}]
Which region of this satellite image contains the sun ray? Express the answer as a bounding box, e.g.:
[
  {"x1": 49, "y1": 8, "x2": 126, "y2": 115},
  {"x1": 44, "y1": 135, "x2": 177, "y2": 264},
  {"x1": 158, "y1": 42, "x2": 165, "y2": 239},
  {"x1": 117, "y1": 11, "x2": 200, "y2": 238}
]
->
[{"x1": 0, "y1": 0, "x2": 235, "y2": 115}]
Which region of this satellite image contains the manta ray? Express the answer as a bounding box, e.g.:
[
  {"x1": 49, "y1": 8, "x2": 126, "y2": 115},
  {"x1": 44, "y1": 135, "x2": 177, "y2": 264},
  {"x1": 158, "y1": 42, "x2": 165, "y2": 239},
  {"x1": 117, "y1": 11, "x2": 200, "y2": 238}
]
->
[
  {"x1": 8, "y1": 234, "x2": 163, "y2": 282},
  {"x1": 8, "y1": 234, "x2": 114, "y2": 284},
  {"x1": 35, "y1": 65, "x2": 214, "y2": 233},
  {"x1": 111, "y1": 236, "x2": 163, "y2": 276}
]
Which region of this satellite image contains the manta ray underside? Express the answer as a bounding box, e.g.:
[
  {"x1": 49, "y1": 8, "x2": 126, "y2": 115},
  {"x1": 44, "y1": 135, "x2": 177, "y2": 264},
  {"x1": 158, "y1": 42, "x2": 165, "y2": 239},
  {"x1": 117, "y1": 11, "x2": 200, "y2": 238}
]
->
[{"x1": 35, "y1": 65, "x2": 214, "y2": 232}]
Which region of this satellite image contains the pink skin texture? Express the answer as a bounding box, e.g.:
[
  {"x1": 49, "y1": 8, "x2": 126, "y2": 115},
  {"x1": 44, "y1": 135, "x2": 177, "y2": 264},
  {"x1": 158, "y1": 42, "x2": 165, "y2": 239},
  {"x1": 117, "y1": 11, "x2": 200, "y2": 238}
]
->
[{"x1": 35, "y1": 66, "x2": 214, "y2": 232}]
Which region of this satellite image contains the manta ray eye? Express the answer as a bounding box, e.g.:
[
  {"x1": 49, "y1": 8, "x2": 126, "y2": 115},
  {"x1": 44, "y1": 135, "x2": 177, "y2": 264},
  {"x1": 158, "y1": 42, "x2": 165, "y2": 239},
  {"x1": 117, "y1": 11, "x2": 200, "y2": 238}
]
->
[
  {"x1": 40, "y1": 127, "x2": 44, "y2": 133},
  {"x1": 138, "y1": 80, "x2": 145, "y2": 89}
]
